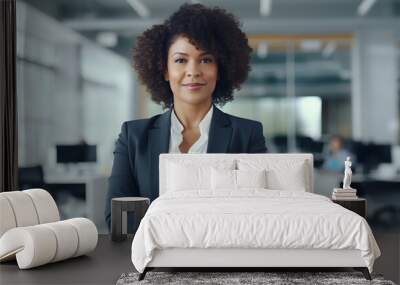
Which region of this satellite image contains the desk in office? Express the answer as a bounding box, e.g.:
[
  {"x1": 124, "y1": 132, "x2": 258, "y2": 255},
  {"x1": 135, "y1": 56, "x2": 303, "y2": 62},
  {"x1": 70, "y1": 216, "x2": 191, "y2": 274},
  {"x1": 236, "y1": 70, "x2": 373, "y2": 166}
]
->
[
  {"x1": 0, "y1": 235, "x2": 133, "y2": 285},
  {"x1": 45, "y1": 173, "x2": 109, "y2": 233}
]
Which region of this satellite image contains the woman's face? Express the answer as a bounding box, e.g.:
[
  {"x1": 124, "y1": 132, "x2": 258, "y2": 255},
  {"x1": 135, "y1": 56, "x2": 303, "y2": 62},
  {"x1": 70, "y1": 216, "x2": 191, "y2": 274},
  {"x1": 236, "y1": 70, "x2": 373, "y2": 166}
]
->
[{"x1": 165, "y1": 36, "x2": 218, "y2": 107}]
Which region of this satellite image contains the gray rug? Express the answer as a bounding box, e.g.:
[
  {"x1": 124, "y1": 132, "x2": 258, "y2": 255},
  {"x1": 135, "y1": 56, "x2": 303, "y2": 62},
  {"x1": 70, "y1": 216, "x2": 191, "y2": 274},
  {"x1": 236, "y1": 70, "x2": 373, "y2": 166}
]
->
[{"x1": 116, "y1": 271, "x2": 396, "y2": 285}]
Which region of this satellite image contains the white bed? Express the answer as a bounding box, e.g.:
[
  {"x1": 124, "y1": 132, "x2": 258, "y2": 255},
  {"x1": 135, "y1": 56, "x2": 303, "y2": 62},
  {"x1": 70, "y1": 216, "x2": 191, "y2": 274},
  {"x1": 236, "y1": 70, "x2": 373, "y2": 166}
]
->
[{"x1": 131, "y1": 154, "x2": 380, "y2": 280}]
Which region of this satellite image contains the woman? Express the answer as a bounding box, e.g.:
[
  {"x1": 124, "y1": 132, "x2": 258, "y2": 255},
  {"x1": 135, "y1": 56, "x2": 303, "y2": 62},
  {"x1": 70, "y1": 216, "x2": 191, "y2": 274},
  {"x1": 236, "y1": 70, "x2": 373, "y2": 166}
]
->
[{"x1": 105, "y1": 4, "x2": 267, "y2": 227}]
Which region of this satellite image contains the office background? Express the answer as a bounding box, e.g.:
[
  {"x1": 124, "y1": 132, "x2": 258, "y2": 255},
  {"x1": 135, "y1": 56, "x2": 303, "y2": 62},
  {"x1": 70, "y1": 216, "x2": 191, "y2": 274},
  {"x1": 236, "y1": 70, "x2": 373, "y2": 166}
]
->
[{"x1": 13, "y1": 0, "x2": 400, "y2": 282}]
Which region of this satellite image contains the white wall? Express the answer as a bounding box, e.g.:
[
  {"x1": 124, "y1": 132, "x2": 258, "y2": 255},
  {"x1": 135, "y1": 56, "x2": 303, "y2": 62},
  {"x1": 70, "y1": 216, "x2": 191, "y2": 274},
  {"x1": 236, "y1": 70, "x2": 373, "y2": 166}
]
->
[
  {"x1": 16, "y1": 2, "x2": 135, "y2": 173},
  {"x1": 81, "y1": 44, "x2": 134, "y2": 169},
  {"x1": 352, "y1": 28, "x2": 399, "y2": 143}
]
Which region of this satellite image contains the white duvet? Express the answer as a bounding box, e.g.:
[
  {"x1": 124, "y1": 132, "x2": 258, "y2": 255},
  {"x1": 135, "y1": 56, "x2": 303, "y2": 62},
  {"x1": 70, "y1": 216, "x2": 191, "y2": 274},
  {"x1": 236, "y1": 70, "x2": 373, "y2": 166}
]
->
[{"x1": 131, "y1": 190, "x2": 380, "y2": 273}]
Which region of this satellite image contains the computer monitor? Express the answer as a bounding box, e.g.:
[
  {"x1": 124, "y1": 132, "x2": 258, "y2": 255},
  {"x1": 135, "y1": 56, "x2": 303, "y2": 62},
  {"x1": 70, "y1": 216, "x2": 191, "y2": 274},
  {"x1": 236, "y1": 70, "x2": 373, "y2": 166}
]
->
[
  {"x1": 352, "y1": 142, "x2": 391, "y2": 172},
  {"x1": 56, "y1": 145, "x2": 97, "y2": 163},
  {"x1": 367, "y1": 143, "x2": 392, "y2": 164},
  {"x1": 272, "y1": 135, "x2": 287, "y2": 153},
  {"x1": 296, "y1": 135, "x2": 324, "y2": 154},
  {"x1": 351, "y1": 141, "x2": 369, "y2": 164}
]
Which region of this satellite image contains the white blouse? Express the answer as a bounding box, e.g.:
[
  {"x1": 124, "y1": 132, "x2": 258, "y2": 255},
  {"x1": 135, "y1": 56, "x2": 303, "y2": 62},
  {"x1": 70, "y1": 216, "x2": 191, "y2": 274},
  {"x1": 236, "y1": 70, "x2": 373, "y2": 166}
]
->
[{"x1": 168, "y1": 106, "x2": 213, "y2": 154}]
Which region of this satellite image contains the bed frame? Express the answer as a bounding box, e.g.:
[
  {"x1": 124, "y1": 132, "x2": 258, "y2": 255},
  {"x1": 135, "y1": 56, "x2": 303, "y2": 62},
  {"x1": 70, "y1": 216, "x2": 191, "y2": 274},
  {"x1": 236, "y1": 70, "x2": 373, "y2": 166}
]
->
[
  {"x1": 140, "y1": 248, "x2": 370, "y2": 280},
  {"x1": 138, "y1": 154, "x2": 372, "y2": 281}
]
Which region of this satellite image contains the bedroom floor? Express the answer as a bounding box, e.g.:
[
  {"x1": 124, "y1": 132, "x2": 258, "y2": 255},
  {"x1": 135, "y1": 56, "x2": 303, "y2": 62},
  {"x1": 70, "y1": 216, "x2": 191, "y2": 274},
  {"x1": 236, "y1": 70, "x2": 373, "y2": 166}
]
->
[
  {"x1": 373, "y1": 232, "x2": 400, "y2": 284},
  {"x1": 1, "y1": 233, "x2": 397, "y2": 284}
]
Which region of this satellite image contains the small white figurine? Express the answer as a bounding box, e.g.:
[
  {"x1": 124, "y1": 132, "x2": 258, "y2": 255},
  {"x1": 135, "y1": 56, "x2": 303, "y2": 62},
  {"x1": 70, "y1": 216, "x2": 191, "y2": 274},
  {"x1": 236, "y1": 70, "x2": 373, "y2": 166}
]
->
[{"x1": 342, "y1": 156, "x2": 353, "y2": 189}]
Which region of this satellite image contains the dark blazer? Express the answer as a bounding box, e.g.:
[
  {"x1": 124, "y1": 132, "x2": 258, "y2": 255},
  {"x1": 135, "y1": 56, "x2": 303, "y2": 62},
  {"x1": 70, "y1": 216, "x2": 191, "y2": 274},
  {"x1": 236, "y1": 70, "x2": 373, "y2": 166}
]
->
[{"x1": 105, "y1": 106, "x2": 267, "y2": 226}]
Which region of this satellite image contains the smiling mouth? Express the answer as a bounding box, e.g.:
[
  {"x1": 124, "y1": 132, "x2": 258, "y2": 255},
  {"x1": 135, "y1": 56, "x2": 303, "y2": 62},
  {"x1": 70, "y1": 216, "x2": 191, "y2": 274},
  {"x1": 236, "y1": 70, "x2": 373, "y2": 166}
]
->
[
  {"x1": 182, "y1": 83, "x2": 206, "y2": 91},
  {"x1": 182, "y1": 83, "x2": 206, "y2": 87}
]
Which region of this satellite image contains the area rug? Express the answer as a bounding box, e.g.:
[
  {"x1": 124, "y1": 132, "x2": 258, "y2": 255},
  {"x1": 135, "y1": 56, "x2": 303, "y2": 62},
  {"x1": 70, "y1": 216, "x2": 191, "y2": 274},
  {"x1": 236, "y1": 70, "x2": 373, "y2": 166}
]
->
[{"x1": 116, "y1": 271, "x2": 396, "y2": 285}]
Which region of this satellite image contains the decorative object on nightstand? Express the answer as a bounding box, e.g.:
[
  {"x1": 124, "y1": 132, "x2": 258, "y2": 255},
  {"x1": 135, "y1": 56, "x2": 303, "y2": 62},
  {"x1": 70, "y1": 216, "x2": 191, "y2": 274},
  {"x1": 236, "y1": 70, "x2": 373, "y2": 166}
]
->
[
  {"x1": 332, "y1": 157, "x2": 358, "y2": 200},
  {"x1": 111, "y1": 197, "x2": 150, "y2": 242},
  {"x1": 332, "y1": 198, "x2": 367, "y2": 218}
]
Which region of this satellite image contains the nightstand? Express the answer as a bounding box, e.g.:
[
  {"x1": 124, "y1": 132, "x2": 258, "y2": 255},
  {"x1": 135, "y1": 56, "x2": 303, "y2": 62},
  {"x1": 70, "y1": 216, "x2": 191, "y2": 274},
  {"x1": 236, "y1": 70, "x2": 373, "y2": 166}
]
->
[
  {"x1": 332, "y1": 198, "x2": 366, "y2": 218},
  {"x1": 111, "y1": 197, "x2": 150, "y2": 242}
]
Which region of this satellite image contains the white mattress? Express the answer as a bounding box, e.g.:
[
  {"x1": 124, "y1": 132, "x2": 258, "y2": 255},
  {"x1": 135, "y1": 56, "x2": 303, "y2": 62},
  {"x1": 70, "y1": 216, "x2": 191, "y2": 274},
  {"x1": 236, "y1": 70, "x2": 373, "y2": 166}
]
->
[{"x1": 131, "y1": 190, "x2": 380, "y2": 273}]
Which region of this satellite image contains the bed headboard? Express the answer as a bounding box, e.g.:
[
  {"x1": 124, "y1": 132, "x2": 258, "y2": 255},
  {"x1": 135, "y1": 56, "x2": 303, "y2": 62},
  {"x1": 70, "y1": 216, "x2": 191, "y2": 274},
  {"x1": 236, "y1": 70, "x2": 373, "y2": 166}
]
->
[{"x1": 159, "y1": 153, "x2": 314, "y2": 195}]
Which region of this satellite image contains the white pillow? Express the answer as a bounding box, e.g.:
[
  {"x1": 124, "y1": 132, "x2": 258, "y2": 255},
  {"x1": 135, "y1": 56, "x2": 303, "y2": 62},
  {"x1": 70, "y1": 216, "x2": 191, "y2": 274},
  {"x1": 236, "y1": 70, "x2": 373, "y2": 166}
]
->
[
  {"x1": 167, "y1": 160, "x2": 235, "y2": 191},
  {"x1": 237, "y1": 169, "x2": 267, "y2": 188},
  {"x1": 237, "y1": 158, "x2": 308, "y2": 191},
  {"x1": 168, "y1": 163, "x2": 209, "y2": 191},
  {"x1": 211, "y1": 168, "x2": 267, "y2": 190},
  {"x1": 211, "y1": 168, "x2": 236, "y2": 190}
]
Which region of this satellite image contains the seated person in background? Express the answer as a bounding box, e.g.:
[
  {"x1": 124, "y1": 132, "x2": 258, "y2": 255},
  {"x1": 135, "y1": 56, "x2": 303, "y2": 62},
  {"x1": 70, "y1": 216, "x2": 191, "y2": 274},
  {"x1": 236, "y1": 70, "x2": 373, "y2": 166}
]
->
[{"x1": 322, "y1": 135, "x2": 351, "y2": 173}]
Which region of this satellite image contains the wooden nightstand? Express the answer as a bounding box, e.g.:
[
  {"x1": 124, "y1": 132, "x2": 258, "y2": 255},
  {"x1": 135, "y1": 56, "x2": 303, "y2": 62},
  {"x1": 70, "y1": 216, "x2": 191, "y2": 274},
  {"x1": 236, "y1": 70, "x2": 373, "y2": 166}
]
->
[{"x1": 332, "y1": 198, "x2": 367, "y2": 218}]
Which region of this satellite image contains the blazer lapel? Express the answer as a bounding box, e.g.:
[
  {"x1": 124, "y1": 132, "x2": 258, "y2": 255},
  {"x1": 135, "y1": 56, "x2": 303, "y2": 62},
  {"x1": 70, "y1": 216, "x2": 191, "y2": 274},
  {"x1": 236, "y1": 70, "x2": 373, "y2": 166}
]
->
[
  {"x1": 149, "y1": 109, "x2": 171, "y2": 154},
  {"x1": 207, "y1": 106, "x2": 232, "y2": 153},
  {"x1": 148, "y1": 109, "x2": 171, "y2": 197}
]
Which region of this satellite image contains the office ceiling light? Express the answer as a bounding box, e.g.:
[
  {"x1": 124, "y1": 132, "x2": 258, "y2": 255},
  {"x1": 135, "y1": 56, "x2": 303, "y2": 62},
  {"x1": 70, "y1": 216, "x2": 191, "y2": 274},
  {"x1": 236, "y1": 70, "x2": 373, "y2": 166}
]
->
[
  {"x1": 300, "y1": 40, "x2": 322, "y2": 52},
  {"x1": 257, "y1": 42, "x2": 269, "y2": 58},
  {"x1": 357, "y1": 0, "x2": 377, "y2": 16},
  {"x1": 260, "y1": 0, "x2": 272, "y2": 16},
  {"x1": 322, "y1": 41, "x2": 337, "y2": 58},
  {"x1": 96, "y1": 32, "x2": 118, "y2": 47},
  {"x1": 126, "y1": 0, "x2": 150, "y2": 18}
]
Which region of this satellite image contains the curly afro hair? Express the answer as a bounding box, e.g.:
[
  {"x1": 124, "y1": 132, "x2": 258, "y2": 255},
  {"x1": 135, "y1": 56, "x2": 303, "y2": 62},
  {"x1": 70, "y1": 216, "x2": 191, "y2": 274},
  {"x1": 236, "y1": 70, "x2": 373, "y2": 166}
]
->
[{"x1": 132, "y1": 3, "x2": 252, "y2": 108}]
